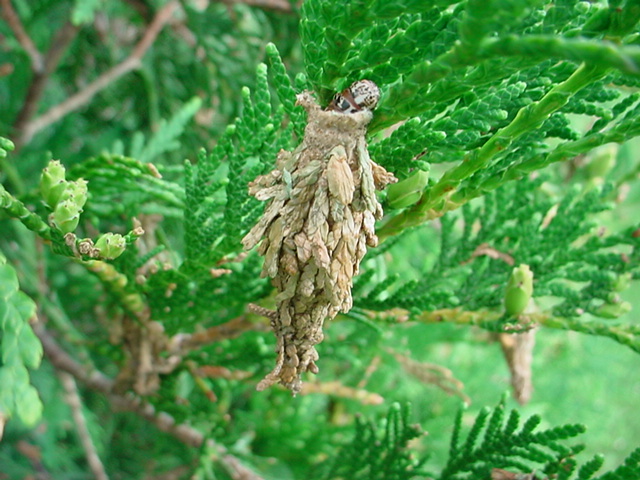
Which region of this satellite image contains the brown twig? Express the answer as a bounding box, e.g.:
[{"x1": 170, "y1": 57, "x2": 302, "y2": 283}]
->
[
  {"x1": 122, "y1": 0, "x2": 153, "y2": 22},
  {"x1": 109, "y1": 393, "x2": 205, "y2": 448},
  {"x1": 34, "y1": 324, "x2": 264, "y2": 478},
  {"x1": 0, "y1": 412, "x2": 6, "y2": 442},
  {"x1": 357, "y1": 355, "x2": 382, "y2": 389},
  {"x1": 12, "y1": 20, "x2": 79, "y2": 148},
  {"x1": 58, "y1": 371, "x2": 111, "y2": 480},
  {"x1": 498, "y1": 329, "x2": 536, "y2": 405},
  {"x1": 141, "y1": 465, "x2": 192, "y2": 480},
  {"x1": 34, "y1": 322, "x2": 203, "y2": 446},
  {"x1": 35, "y1": 323, "x2": 114, "y2": 392},
  {"x1": 300, "y1": 381, "x2": 384, "y2": 405},
  {"x1": 219, "y1": 454, "x2": 266, "y2": 480},
  {"x1": 16, "y1": 440, "x2": 51, "y2": 479},
  {"x1": 170, "y1": 314, "x2": 269, "y2": 354},
  {"x1": 0, "y1": 0, "x2": 43, "y2": 71},
  {"x1": 460, "y1": 242, "x2": 514, "y2": 266},
  {"x1": 386, "y1": 347, "x2": 471, "y2": 405},
  {"x1": 16, "y1": 1, "x2": 179, "y2": 147}
]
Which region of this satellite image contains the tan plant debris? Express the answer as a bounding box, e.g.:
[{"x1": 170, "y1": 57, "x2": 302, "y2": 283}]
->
[{"x1": 498, "y1": 328, "x2": 536, "y2": 405}]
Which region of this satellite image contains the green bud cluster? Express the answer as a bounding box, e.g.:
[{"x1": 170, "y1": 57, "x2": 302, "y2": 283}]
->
[{"x1": 40, "y1": 160, "x2": 89, "y2": 234}]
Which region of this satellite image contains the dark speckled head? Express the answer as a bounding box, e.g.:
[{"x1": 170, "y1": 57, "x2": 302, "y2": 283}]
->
[{"x1": 326, "y1": 80, "x2": 380, "y2": 113}]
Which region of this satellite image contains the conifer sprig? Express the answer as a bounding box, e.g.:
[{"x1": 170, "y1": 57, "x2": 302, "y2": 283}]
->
[
  {"x1": 295, "y1": 0, "x2": 640, "y2": 244},
  {"x1": 358, "y1": 175, "x2": 639, "y2": 349},
  {"x1": 441, "y1": 396, "x2": 584, "y2": 479},
  {"x1": 311, "y1": 403, "x2": 428, "y2": 480},
  {"x1": 0, "y1": 251, "x2": 43, "y2": 428}
]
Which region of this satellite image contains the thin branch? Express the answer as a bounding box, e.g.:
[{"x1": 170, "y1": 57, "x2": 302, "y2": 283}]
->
[
  {"x1": 109, "y1": 392, "x2": 205, "y2": 448},
  {"x1": 219, "y1": 454, "x2": 267, "y2": 480},
  {"x1": 0, "y1": 412, "x2": 6, "y2": 442},
  {"x1": 300, "y1": 381, "x2": 384, "y2": 405},
  {"x1": 498, "y1": 329, "x2": 536, "y2": 405},
  {"x1": 122, "y1": 0, "x2": 153, "y2": 22},
  {"x1": 58, "y1": 371, "x2": 111, "y2": 480},
  {"x1": 44, "y1": 21, "x2": 80, "y2": 73},
  {"x1": 41, "y1": 320, "x2": 105, "y2": 372},
  {"x1": 386, "y1": 347, "x2": 471, "y2": 405},
  {"x1": 141, "y1": 465, "x2": 191, "y2": 480},
  {"x1": 16, "y1": 1, "x2": 179, "y2": 147},
  {"x1": 12, "y1": 20, "x2": 79, "y2": 149},
  {"x1": 34, "y1": 324, "x2": 264, "y2": 479},
  {"x1": 16, "y1": 440, "x2": 51, "y2": 479},
  {"x1": 34, "y1": 323, "x2": 200, "y2": 443},
  {"x1": 170, "y1": 315, "x2": 268, "y2": 354},
  {"x1": 0, "y1": 0, "x2": 44, "y2": 72}
]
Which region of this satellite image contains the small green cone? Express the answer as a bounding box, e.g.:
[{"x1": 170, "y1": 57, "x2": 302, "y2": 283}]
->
[
  {"x1": 504, "y1": 264, "x2": 534, "y2": 316},
  {"x1": 50, "y1": 199, "x2": 81, "y2": 234},
  {"x1": 60, "y1": 178, "x2": 88, "y2": 208},
  {"x1": 40, "y1": 160, "x2": 68, "y2": 209},
  {"x1": 94, "y1": 233, "x2": 126, "y2": 259}
]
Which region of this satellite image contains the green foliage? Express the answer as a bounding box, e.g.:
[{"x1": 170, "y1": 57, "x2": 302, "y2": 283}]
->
[
  {"x1": 71, "y1": 0, "x2": 102, "y2": 25},
  {"x1": 298, "y1": 0, "x2": 640, "y2": 230},
  {"x1": 357, "y1": 175, "x2": 640, "y2": 352},
  {"x1": 311, "y1": 403, "x2": 428, "y2": 480},
  {"x1": 300, "y1": 0, "x2": 446, "y2": 101},
  {"x1": 130, "y1": 96, "x2": 202, "y2": 164},
  {"x1": 183, "y1": 59, "x2": 294, "y2": 265},
  {"x1": 0, "y1": 250, "x2": 43, "y2": 427},
  {"x1": 2, "y1": 1, "x2": 640, "y2": 479},
  {"x1": 441, "y1": 396, "x2": 585, "y2": 479},
  {"x1": 439, "y1": 396, "x2": 640, "y2": 480},
  {"x1": 152, "y1": 57, "x2": 301, "y2": 334},
  {"x1": 70, "y1": 154, "x2": 185, "y2": 218},
  {"x1": 309, "y1": 398, "x2": 640, "y2": 480}
]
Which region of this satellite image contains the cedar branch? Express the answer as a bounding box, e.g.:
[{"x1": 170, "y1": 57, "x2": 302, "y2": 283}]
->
[
  {"x1": 37, "y1": 323, "x2": 265, "y2": 478},
  {"x1": 35, "y1": 325, "x2": 186, "y2": 445}
]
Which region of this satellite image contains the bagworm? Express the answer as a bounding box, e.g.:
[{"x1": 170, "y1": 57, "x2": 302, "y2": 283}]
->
[{"x1": 242, "y1": 81, "x2": 396, "y2": 393}]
